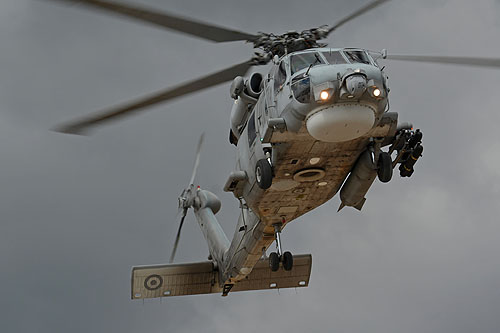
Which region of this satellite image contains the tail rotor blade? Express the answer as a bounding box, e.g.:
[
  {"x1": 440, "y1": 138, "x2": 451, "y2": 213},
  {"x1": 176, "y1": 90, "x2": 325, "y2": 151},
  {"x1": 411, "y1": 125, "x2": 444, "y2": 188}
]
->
[
  {"x1": 189, "y1": 133, "x2": 205, "y2": 186},
  {"x1": 170, "y1": 134, "x2": 206, "y2": 263},
  {"x1": 169, "y1": 208, "x2": 188, "y2": 263}
]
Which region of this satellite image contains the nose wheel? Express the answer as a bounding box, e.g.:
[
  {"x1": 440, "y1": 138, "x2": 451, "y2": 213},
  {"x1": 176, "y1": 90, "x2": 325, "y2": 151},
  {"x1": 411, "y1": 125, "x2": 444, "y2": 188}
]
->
[{"x1": 269, "y1": 223, "x2": 293, "y2": 272}]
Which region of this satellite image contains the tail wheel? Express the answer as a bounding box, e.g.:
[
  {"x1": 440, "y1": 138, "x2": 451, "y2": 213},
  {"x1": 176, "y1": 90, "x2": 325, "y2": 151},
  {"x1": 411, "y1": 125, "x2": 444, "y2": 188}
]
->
[
  {"x1": 255, "y1": 159, "x2": 273, "y2": 189},
  {"x1": 282, "y1": 251, "x2": 293, "y2": 271},
  {"x1": 269, "y1": 252, "x2": 280, "y2": 272},
  {"x1": 377, "y1": 152, "x2": 393, "y2": 183}
]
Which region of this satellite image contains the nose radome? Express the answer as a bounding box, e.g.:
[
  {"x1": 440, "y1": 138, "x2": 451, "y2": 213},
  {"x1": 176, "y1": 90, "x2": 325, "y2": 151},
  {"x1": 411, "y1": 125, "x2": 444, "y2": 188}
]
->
[{"x1": 306, "y1": 103, "x2": 376, "y2": 142}]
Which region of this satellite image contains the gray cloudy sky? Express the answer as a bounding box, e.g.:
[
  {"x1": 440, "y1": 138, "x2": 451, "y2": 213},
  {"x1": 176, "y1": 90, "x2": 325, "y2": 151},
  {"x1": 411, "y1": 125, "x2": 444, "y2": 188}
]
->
[{"x1": 1, "y1": 0, "x2": 500, "y2": 332}]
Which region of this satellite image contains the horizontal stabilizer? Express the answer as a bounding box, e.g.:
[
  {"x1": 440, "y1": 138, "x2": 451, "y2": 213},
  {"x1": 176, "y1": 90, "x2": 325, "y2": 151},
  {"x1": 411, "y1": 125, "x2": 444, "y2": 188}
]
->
[{"x1": 131, "y1": 254, "x2": 312, "y2": 299}]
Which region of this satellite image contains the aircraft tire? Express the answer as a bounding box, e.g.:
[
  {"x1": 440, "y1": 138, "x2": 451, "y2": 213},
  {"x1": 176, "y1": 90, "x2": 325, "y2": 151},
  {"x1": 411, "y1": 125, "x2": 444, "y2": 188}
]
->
[
  {"x1": 255, "y1": 159, "x2": 273, "y2": 189},
  {"x1": 282, "y1": 251, "x2": 293, "y2": 271},
  {"x1": 269, "y1": 252, "x2": 280, "y2": 272},
  {"x1": 377, "y1": 152, "x2": 393, "y2": 183}
]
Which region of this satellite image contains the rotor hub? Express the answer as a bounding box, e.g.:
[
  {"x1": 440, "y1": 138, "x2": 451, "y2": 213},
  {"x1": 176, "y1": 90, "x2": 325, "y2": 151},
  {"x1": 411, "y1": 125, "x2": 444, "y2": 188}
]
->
[{"x1": 253, "y1": 27, "x2": 330, "y2": 57}]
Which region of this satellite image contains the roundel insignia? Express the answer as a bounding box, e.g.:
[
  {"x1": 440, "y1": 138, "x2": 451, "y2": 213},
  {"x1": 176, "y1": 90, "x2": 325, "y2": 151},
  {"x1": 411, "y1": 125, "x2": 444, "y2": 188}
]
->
[{"x1": 144, "y1": 274, "x2": 163, "y2": 291}]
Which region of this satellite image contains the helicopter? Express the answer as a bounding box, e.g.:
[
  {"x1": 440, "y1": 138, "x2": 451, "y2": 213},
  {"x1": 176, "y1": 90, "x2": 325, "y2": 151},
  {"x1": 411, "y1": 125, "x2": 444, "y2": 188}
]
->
[{"x1": 47, "y1": 0, "x2": 500, "y2": 298}]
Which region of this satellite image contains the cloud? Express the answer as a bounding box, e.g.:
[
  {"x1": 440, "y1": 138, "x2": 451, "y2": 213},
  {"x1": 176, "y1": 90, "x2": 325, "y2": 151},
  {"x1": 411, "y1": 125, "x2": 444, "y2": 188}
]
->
[{"x1": 1, "y1": 1, "x2": 500, "y2": 332}]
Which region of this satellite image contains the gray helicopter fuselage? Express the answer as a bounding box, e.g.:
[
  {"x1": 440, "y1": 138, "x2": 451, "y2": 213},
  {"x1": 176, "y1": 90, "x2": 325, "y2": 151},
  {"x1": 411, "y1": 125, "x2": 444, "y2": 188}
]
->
[
  {"x1": 41, "y1": 0, "x2": 469, "y2": 298},
  {"x1": 220, "y1": 48, "x2": 399, "y2": 283}
]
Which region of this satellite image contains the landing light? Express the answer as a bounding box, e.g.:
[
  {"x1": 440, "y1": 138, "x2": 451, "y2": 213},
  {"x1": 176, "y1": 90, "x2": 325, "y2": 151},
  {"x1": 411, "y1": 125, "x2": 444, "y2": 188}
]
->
[
  {"x1": 369, "y1": 86, "x2": 382, "y2": 98},
  {"x1": 320, "y1": 90, "x2": 330, "y2": 101}
]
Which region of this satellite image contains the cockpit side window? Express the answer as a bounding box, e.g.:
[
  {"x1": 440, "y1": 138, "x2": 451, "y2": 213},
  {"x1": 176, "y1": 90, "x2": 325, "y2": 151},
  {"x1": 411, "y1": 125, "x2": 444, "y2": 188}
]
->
[
  {"x1": 247, "y1": 111, "x2": 256, "y2": 146},
  {"x1": 322, "y1": 51, "x2": 347, "y2": 64},
  {"x1": 290, "y1": 52, "x2": 325, "y2": 75},
  {"x1": 274, "y1": 61, "x2": 287, "y2": 92},
  {"x1": 344, "y1": 50, "x2": 371, "y2": 64},
  {"x1": 291, "y1": 74, "x2": 311, "y2": 103}
]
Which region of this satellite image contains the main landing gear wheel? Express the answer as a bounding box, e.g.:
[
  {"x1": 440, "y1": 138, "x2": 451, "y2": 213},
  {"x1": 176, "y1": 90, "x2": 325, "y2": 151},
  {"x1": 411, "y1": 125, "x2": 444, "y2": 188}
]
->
[
  {"x1": 255, "y1": 159, "x2": 273, "y2": 190},
  {"x1": 282, "y1": 251, "x2": 293, "y2": 271},
  {"x1": 269, "y1": 252, "x2": 280, "y2": 272},
  {"x1": 377, "y1": 152, "x2": 393, "y2": 183},
  {"x1": 255, "y1": 159, "x2": 273, "y2": 189}
]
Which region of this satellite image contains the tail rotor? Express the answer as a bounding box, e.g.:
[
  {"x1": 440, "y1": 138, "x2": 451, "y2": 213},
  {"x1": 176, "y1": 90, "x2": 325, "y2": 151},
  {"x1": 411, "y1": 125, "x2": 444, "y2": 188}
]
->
[{"x1": 168, "y1": 133, "x2": 205, "y2": 263}]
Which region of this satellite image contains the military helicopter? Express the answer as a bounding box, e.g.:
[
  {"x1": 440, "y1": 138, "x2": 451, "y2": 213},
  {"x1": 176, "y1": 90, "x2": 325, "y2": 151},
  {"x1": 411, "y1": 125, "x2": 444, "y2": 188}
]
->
[{"x1": 48, "y1": 0, "x2": 500, "y2": 298}]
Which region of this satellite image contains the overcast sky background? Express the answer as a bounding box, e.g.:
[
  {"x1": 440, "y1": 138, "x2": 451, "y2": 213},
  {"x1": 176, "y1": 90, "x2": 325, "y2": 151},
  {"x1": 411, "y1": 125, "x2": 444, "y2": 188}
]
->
[{"x1": 1, "y1": 0, "x2": 500, "y2": 332}]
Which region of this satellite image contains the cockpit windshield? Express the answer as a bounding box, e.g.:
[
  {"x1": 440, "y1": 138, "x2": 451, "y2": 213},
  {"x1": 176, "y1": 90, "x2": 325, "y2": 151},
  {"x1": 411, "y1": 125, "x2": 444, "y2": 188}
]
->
[
  {"x1": 290, "y1": 52, "x2": 325, "y2": 75},
  {"x1": 344, "y1": 50, "x2": 372, "y2": 64},
  {"x1": 322, "y1": 51, "x2": 347, "y2": 64}
]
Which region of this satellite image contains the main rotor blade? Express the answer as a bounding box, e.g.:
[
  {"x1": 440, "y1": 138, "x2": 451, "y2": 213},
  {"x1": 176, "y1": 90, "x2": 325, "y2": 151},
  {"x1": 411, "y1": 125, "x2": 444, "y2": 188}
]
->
[
  {"x1": 328, "y1": 0, "x2": 390, "y2": 35},
  {"x1": 189, "y1": 133, "x2": 205, "y2": 186},
  {"x1": 384, "y1": 55, "x2": 500, "y2": 69},
  {"x1": 54, "y1": 59, "x2": 254, "y2": 134},
  {"x1": 169, "y1": 208, "x2": 188, "y2": 263},
  {"x1": 49, "y1": 0, "x2": 258, "y2": 43}
]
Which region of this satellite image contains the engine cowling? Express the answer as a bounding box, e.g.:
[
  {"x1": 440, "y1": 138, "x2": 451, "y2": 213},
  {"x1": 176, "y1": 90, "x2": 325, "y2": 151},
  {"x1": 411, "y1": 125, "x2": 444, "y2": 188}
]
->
[
  {"x1": 228, "y1": 73, "x2": 263, "y2": 144},
  {"x1": 230, "y1": 97, "x2": 249, "y2": 140},
  {"x1": 230, "y1": 76, "x2": 245, "y2": 100}
]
